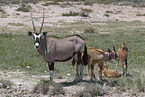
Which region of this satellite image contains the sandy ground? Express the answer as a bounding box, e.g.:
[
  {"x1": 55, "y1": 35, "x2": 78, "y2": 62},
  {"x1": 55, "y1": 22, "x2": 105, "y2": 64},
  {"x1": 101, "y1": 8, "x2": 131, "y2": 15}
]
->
[{"x1": 1, "y1": 1, "x2": 145, "y2": 30}]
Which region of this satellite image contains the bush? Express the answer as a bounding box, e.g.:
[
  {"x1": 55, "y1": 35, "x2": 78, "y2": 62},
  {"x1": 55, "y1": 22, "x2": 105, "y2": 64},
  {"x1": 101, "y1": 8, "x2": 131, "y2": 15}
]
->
[
  {"x1": 74, "y1": 84, "x2": 105, "y2": 96},
  {"x1": 62, "y1": 11, "x2": 79, "y2": 16},
  {"x1": 84, "y1": 27, "x2": 95, "y2": 33},
  {"x1": 104, "y1": 14, "x2": 110, "y2": 17},
  {"x1": 0, "y1": 7, "x2": 6, "y2": 14},
  {"x1": 105, "y1": 10, "x2": 113, "y2": 13},
  {"x1": 42, "y1": 2, "x2": 60, "y2": 6},
  {"x1": 33, "y1": 80, "x2": 65, "y2": 96},
  {"x1": 0, "y1": 0, "x2": 38, "y2": 4},
  {"x1": 16, "y1": 4, "x2": 32, "y2": 12},
  {"x1": 84, "y1": 0, "x2": 93, "y2": 5},
  {"x1": 81, "y1": 8, "x2": 93, "y2": 13},
  {"x1": 0, "y1": 79, "x2": 13, "y2": 89},
  {"x1": 136, "y1": 13, "x2": 145, "y2": 16}
]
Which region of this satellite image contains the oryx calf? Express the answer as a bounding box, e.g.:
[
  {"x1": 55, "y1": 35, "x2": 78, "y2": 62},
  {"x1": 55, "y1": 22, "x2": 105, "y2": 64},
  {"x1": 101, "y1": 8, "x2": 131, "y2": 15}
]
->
[
  {"x1": 102, "y1": 63, "x2": 119, "y2": 78},
  {"x1": 27, "y1": 9, "x2": 88, "y2": 81},
  {"x1": 86, "y1": 46, "x2": 118, "y2": 81},
  {"x1": 116, "y1": 44, "x2": 129, "y2": 76}
]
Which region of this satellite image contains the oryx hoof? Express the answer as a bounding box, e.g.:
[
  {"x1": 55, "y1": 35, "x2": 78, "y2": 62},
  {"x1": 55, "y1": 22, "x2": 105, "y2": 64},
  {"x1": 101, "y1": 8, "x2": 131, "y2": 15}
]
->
[
  {"x1": 98, "y1": 77, "x2": 102, "y2": 81},
  {"x1": 73, "y1": 79, "x2": 78, "y2": 83},
  {"x1": 93, "y1": 75, "x2": 96, "y2": 79},
  {"x1": 50, "y1": 77, "x2": 53, "y2": 81},
  {"x1": 78, "y1": 78, "x2": 82, "y2": 82},
  {"x1": 90, "y1": 78, "x2": 94, "y2": 82}
]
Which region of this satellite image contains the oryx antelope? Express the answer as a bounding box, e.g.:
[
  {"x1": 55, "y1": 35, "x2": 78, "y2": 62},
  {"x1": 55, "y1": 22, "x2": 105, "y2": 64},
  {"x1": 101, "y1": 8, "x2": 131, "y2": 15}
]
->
[
  {"x1": 116, "y1": 43, "x2": 129, "y2": 76},
  {"x1": 27, "y1": 9, "x2": 88, "y2": 81},
  {"x1": 102, "y1": 63, "x2": 119, "y2": 78},
  {"x1": 86, "y1": 46, "x2": 118, "y2": 81}
]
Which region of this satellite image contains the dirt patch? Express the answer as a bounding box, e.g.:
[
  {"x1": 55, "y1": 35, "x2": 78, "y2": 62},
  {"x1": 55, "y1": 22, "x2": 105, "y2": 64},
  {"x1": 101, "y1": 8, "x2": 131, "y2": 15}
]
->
[{"x1": 1, "y1": 2, "x2": 145, "y2": 33}]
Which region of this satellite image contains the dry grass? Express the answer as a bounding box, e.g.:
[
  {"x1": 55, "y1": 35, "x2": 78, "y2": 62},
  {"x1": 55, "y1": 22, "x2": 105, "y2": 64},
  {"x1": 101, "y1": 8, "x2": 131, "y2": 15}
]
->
[{"x1": 33, "y1": 80, "x2": 65, "y2": 96}]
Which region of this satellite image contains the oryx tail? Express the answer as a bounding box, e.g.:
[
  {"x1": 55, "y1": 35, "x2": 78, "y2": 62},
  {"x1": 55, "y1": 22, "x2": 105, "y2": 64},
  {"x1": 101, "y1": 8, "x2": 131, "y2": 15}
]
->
[
  {"x1": 72, "y1": 45, "x2": 88, "y2": 66},
  {"x1": 82, "y1": 45, "x2": 88, "y2": 66}
]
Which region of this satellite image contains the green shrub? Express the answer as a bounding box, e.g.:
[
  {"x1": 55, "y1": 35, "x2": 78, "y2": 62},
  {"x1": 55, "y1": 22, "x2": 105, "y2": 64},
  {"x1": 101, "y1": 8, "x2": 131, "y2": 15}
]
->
[
  {"x1": 84, "y1": 27, "x2": 95, "y2": 33},
  {"x1": 0, "y1": 79, "x2": 13, "y2": 89},
  {"x1": 84, "y1": 1, "x2": 93, "y2": 5},
  {"x1": 104, "y1": 13, "x2": 110, "y2": 17},
  {"x1": 136, "y1": 13, "x2": 145, "y2": 16},
  {"x1": 132, "y1": 5, "x2": 145, "y2": 8},
  {"x1": 33, "y1": 80, "x2": 65, "y2": 95},
  {"x1": 81, "y1": 8, "x2": 93, "y2": 13},
  {"x1": 16, "y1": 4, "x2": 32, "y2": 12},
  {"x1": 0, "y1": 6, "x2": 6, "y2": 14},
  {"x1": 74, "y1": 84, "x2": 105, "y2": 96},
  {"x1": 42, "y1": 2, "x2": 60, "y2": 6},
  {"x1": 105, "y1": 10, "x2": 113, "y2": 13},
  {"x1": 62, "y1": 11, "x2": 79, "y2": 16}
]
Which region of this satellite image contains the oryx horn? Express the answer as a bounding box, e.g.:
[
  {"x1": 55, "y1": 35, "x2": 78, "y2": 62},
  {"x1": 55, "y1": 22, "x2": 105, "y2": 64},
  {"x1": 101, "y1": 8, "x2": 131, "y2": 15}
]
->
[
  {"x1": 113, "y1": 45, "x2": 116, "y2": 53},
  {"x1": 30, "y1": 10, "x2": 36, "y2": 33},
  {"x1": 39, "y1": 8, "x2": 44, "y2": 34}
]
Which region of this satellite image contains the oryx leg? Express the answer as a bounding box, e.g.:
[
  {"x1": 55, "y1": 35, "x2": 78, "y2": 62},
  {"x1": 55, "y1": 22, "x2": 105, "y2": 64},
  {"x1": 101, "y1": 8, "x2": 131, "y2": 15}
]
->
[
  {"x1": 116, "y1": 60, "x2": 119, "y2": 72},
  {"x1": 78, "y1": 63, "x2": 83, "y2": 81},
  {"x1": 125, "y1": 58, "x2": 128, "y2": 76},
  {"x1": 122, "y1": 61, "x2": 126, "y2": 76},
  {"x1": 91, "y1": 63, "x2": 95, "y2": 81},
  {"x1": 98, "y1": 62, "x2": 104, "y2": 81},
  {"x1": 88, "y1": 63, "x2": 90, "y2": 76},
  {"x1": 74, "y1": 53, "x2": 83, "y2": 82},
  {"x1": 74, "y1": 62, "x2": 79, "y2": 82},
  {"x1": 48, "y1": 62, "x2": 54, "y2": 81}
]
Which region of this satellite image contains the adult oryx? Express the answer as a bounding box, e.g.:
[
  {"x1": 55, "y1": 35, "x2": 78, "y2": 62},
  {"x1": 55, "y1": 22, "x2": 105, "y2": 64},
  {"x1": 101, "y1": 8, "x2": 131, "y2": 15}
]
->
[{"x1": 27, "y1": 9, "x2": 88, "y2": 82}]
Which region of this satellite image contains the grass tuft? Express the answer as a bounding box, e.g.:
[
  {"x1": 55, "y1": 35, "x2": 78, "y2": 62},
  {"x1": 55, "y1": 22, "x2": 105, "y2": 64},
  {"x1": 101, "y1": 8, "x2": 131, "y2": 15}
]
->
[
  {"x1": 33, "y1": 80, "x2": 65, "y2": 95},
  {"x1": 16, "y1": 4, "x2": 32, "y2": 12},
  {"x1": 74, "y1": 84, "x2": 105, "y2": 96},
  {"x1": 84, "y1": 27, "x2": 95, "y2": 33},
  {"x1": 0, "y1": 79, "x2": 14, "y2": 89},
  {"x1": 62, "y1": 11, "x2": 79, "y2": 16}
]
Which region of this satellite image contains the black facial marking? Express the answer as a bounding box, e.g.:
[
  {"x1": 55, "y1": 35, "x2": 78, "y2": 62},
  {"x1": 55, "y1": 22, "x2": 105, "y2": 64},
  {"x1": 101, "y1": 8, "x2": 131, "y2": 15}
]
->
[
  {"x1": 36, "y1": 37, "x2": 40, "y2": 43},
  {"x1": 28, "y1": 31, "x2": 32, "y2": 36}
]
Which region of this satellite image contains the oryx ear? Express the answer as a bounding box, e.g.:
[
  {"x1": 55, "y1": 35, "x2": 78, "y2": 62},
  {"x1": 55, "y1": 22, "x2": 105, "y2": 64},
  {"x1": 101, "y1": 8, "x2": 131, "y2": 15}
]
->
[
  {"x1": 108, "y1": 48, "x2": 111, "y2": 52},
  {"x1": 42, "y1": 31, "x2": 47, "y2": 36},
  {"x1": 28, "y1": 31, "x2": 33, "y2": 36}
]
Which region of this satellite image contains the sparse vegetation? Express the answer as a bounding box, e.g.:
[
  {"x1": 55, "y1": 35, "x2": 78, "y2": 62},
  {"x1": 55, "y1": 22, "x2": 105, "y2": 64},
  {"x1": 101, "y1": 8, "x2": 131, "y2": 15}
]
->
[
  {"x1": 33, "y1": 80, "x2": 65, "y2": 95},
  {"x1": 136, "y1": 13, "x2": 145, "y2": 16},
  {"x1": 8, "y1": 23, "x2": 24, "y2": 26},
  {"x1": 0, "y1": 7, "x2": 5, "y2": 14},
  {"x1": 84, "y1": 27, "x2": 95, "y2": 33},
  {"x1": 62, "y1": 11, "x2": 79, "y2": 16},
  {"x1": 105, "y1": 10, "x2": 113, "y2": 13},
  {"x1": 104, "y1": 13, "x2": 110, "y2": 17},
  {"x1": 42, "y1": 2, "x2": 60, "y2": 6},
  {"x1": 74, "y1": 84, "x2": 106, "y2": 96},
  {"x1": 84, "y1": 0, "x2": 93, "y2": 5},
  {"x1": 81, "y1": 8, "x2": 93, "y2": 13},
  {"x1": 16, "y1": 4, "x2": 32, "y2": 12}
]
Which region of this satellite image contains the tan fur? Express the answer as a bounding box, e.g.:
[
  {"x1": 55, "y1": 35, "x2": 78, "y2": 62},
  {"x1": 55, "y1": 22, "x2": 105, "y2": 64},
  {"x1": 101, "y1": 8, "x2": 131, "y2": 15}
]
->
[
  {"x1": 87, "y1": 47, "x2": 118, "y2": 81},
  {"x1": 102, "y1": 63, "x2": 119, "y2": 78},
  {"x1": 116, "y1": 44, "x2": 129, "y2": 76}
]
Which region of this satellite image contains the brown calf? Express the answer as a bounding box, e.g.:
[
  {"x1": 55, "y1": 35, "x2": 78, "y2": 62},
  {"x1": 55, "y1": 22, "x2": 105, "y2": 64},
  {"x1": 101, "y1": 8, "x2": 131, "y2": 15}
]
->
[
  {"x1": 102, "y1": 63, "x2": 119, "y2": 78},
  {"x1": 116, "y1": 44, "x2": 129, "y2": 76},
  {"x1": 87, "y1": 47, "x2": 118, "y2": 81}
]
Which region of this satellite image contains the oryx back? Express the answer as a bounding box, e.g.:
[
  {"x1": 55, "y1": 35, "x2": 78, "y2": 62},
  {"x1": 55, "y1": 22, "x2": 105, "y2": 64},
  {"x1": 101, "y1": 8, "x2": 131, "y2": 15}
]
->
[{"x1": 38, "y1": 35, "x2": 85, "y2": 63}]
